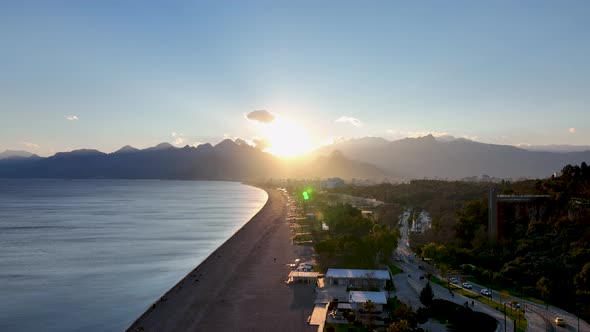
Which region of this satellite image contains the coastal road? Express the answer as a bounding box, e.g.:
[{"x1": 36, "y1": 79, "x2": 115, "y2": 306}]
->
[
  {"x1": 393, "y1": 210, "x2": 511, "y2": 332},
  {"x1": 444, "y1": 272, "x2": 590, "y2": 331},
  {"x1": 399, "y1": 207, "x2": 589, "y2": 332}
]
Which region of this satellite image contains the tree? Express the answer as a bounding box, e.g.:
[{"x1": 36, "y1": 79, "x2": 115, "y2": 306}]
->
[
  {"x1": 420, "y1": 282, "x2": 434, "y2": 307},
  {"x1": 575, "y1": 262, "x2": 590, "y2": 296},
  {"x1": 454, "y1": 200, "x2": 487, "y2": 248},
  {"x1": 363, "y1": 300, "x2": 376, "y2": 330},
  {"x1": 537, "y1": 277, "x2": 552, "y2": 308},
  {"x1": 387, "y1": 319, "x2": 412, "y2": 332}
]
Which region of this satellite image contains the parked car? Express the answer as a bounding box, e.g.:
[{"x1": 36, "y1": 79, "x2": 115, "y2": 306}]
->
[
  {"x1": 462, "y1": 282, "x2": 472, "y2": 289},
  {"x1": 480, "y1": 288, "x2": 491, "y2": 296},
  {"x1": 554, "y1": 317, "x2": 565, "y2": 326}
]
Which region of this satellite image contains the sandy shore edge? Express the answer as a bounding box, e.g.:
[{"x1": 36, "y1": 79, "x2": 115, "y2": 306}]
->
[{"x1": 127, "y1": 185, "x2": 315, "y2": 331}]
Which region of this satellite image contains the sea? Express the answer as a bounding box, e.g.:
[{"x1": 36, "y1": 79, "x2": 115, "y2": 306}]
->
[{"x1": 0, "y1": 179, "x2": 268, "y2": 332}]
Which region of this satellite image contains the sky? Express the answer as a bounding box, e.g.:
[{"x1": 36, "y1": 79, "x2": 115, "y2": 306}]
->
[{"x1": 1, "y1": 1, "x2": 590, "y2": 157}]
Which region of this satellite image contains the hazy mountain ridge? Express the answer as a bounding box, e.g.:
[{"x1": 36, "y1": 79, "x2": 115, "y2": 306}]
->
[
  {"x1": 315, "y1": 135, "x2": 590, "y2": 179},
  {"x1": 517, "y1": 144, "x2": 590, "y2": 153},
  {"x1": 2, "y1": 136, "x2": 589, "y2": 180},
  {"x1": 0, "y1": 150, "x2": 37, "y2": 159},
  {"x1": 0, "y1": 140, "x2": 386, "y2": 180}
]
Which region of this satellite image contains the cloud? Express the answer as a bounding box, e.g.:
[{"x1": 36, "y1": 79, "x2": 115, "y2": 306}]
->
[
  {"x1": 461, "y1": 135, "x2": 480, "y2": 141},
  {"x1": 245, "y1": 110, "x2": 276, "y2": 124},
  {"x1": 335, "y1": 116, "x2": 362, "y2": 127},
  {"x1": 66, "y1": 115, "x2": 79, "y2": 121},
  {"x1": 20, "y1": 142, "x2": 40, "y2": 149},
  {"x1": 171, "y1": 132, "x2": 185, "y2": 146},
  {"x1": 252, "y1": 137, "x2": 271, "y2": 150},
  {"x1": 568, "y1": 127, "x2": 576, "y2": 134},
  {"x1": 234, "y1": 138, "x2": 249, "y2": 146},
  {"x1": 386, "y1": 129, "x2": 450, "y2": 139},
  {"x1": 407, "y1": 131, "x2": 449, "y2": 138}
]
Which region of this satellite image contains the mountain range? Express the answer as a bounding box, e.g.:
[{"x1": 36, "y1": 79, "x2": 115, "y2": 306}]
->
[
  {"x1": 0, "y1": 139, "x2": 386, "y2": 181},
  {"x1": 314, "y1": 135, "x2": 590, "y2": 179},
  {"x1": 1, "y1": 136, "x2": 589, "y2": 181}
]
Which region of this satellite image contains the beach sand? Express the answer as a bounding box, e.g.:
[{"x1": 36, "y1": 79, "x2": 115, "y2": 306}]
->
[{"x1": 128, "y1": 188, "x2": 316, "y2": 332}]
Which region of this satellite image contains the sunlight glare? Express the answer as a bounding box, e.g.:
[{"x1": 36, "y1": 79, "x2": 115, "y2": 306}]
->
[{"x1": 261, "y1": 118, "x2": 314, "y2": 158}]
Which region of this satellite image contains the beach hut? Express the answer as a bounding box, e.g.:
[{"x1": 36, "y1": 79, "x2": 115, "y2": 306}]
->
[{"x1": 287, "y1": 271, "x2": 319, "y2": 284}]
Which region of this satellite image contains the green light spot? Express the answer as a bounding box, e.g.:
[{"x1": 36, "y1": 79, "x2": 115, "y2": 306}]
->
[{"x1": 303, "y1": 191, "x2": 309, "y2": 200}]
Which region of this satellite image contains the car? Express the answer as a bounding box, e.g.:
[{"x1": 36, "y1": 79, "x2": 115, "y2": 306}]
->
[
  {"x1": 480, "y1": 288, "x2": 491, "y2": 296},
  {"x1": 554, "y1": 317, "x2": 565, "y2": 326},
  {"x1": 451, "y1": 279, "x2": 459, "y2": 285},
  {"x1": 462, "y1": 282, "x2": 472, "y2": 289}
]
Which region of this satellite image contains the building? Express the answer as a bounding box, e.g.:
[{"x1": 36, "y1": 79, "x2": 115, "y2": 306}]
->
[
  {"x1": 324, "y1": 177, "x2": 345, "y2": 189},
  {"x1": 287, "y1": 271, "x2": 320, "y2": 284},
  {"x1": 324, "y1": 268, "x2": 391, "y2": 289},
  {"x1": 349, "y1": 291, "x2": 387, "y2": 311}
]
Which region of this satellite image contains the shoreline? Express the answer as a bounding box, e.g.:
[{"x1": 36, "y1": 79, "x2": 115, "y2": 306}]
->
[{"x1": 128, "y1": 186, "x2": 315, "y2": 331}]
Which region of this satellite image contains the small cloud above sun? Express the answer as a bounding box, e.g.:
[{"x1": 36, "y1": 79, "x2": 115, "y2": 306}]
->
[
  {"x1": 335, "y1": 116, "x2": 362, "y2": 127},
  {"x1": 245, "y1": 109, "x2": 314, "y2": 158},
  {"x1": 245, "y1": 110, "x2": 275, "y2": 124}
]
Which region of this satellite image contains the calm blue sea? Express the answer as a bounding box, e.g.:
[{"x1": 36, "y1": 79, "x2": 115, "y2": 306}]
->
[{"x1": 0, "y1": 179, "x2": 268, "y2": 332}]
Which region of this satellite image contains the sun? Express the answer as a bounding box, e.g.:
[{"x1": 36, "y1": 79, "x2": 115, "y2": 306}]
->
[{"x1": 260, "y1": 118, "x2": 314, "y2": 158}]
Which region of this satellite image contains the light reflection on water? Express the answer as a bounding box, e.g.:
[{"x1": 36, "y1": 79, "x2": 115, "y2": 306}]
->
[{"x1": 0, "y1": 179, "x2": 267, "y2": 332}]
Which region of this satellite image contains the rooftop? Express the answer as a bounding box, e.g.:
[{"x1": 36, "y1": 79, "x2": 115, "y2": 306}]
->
[
  {"x1": 325, "y1": 268, "x2": 390, "y2": 280},
  {"x1": 288, "y1": 271, "x2": 320, "y2": 278},
  {"x1": 349, "y1": 291, "x2": 387, "y2": 304}
]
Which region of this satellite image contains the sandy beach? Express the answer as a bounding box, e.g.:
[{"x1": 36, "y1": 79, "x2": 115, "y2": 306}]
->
[{"x1": 128, "y1": 188, "x2": 316, "y2": 332}]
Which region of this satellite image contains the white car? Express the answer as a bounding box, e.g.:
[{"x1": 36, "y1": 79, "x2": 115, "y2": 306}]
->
[
  {"x1": 462, "y1": 282, "x2": 472, "y2": 289},
  {"x1": 554, "y1": 317, "x2": 565, "y2": 326},
  {"x1": 480, "y1": 288, "x2": 492, "y2": 296}
]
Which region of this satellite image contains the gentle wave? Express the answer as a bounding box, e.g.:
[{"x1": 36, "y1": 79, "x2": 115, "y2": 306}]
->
[{"x1": 0, "y1": 179, "x2": 267, "y2": 332}]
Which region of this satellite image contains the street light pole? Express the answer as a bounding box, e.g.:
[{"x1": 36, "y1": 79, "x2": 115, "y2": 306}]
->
[{"x1": 504, "y1": 303, "x2": 507, "y2": 332}]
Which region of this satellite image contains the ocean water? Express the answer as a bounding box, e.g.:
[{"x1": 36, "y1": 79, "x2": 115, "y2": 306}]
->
[{"x1": 0, "y1": 179, "x2": 268, "y2": 332}]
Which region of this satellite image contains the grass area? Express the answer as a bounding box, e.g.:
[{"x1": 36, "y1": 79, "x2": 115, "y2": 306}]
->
[
  {"x1": 429, "y1": 277, "x2": 527, "y2": 331},
  {"x1": 388, "y1": 263, "x2": 403, "y2": 275},
  {"x1": 521, "y1": 296, "x2": 546, "y2": 306}
]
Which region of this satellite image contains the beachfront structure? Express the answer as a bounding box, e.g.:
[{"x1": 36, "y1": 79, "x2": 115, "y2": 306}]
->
[
  {"x1": 287, "y1": 271, "x2": 319, "y2": 284},
  {"x1": 324, "y1": 268, "x2": 391, "y2": 289}
]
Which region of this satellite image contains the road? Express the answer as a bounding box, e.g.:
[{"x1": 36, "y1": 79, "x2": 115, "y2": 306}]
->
[
  {"x1": 395, "y1": 209, "x2": 590, "y2": 332},
  {"x1": 394, "y1": 210, "x2": 511, "y2": 332}
]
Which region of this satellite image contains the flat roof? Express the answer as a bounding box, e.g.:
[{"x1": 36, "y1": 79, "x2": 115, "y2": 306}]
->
[
  {"x1": 325, "y1": 268, "x2": 390, "y2": 280},
  {"x1": 288, "y1": 271, "x2": 320, "y2": 278},
  {"x1": 349, "y1": 291, "x2": 387, "y2": 304},
  {"x1": 337, "y1": 303, "x2": 353, "y2": 310}
]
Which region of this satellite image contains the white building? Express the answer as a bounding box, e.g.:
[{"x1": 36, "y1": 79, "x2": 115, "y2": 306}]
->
[
  {"x1": 324, "y1": 268, "x2": 391, "y2": 289},
  {"x1": 349, "y1": 291, "x2": 387, "y2": 310},
  {"x1": 287, "y1": 271, "x2": 320, "y2": 284}
]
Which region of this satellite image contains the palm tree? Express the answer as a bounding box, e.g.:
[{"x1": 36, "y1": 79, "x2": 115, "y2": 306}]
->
[{"x1": 362, "y1": 299, "x2": 376, "y2": 330}]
